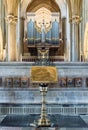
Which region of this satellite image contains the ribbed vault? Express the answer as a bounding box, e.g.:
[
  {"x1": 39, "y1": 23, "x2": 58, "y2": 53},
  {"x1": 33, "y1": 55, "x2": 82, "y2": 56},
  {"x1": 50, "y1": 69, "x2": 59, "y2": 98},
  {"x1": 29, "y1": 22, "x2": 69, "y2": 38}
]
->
[
  {"x1": 3, "y1": 0, "x2": 20, "y2": 15},
  {"x1": 66, "y1": 0, "x2": 82, "y2": 20},
  {"x1": 26, "y1": 0, "x2": 60, "y2": 12}
]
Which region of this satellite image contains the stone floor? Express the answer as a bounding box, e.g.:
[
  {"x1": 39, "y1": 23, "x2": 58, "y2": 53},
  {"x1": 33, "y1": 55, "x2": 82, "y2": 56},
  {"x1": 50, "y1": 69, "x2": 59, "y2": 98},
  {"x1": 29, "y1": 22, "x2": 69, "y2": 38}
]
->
[{"x1": 0, "y1": 115, "x2": 88, "y2": 130}]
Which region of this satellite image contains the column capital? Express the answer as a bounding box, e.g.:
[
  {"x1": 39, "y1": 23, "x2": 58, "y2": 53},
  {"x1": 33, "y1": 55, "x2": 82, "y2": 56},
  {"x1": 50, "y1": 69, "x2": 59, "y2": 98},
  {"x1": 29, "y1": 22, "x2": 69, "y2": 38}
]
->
[
  {"x1": 20, "y1": 17, "x2": 25, "y2": 21},
  {"x1": 69, "y1": 15, "x2": 82, "y2": 24},
  {"x1": 6, "y1": 14, "x2": 17, "y2": 24}
]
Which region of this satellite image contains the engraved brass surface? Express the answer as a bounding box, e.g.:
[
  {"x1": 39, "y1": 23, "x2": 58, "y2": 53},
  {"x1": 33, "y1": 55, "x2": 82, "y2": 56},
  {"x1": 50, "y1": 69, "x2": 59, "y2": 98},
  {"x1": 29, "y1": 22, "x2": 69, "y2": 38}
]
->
[
  {"x1": 31, "y1": 66, "x2": 58, "y2": 83},
  {"x1": 38, "y1": 85, "x2": 51, "y2": 127}
]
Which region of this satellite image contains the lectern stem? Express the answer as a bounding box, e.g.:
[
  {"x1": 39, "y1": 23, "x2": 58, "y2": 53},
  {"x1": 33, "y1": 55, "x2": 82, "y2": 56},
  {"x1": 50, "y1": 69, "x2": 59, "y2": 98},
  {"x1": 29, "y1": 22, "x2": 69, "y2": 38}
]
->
[{"x1": 38, "y1": 85, "x2": 51, "y2": 127}]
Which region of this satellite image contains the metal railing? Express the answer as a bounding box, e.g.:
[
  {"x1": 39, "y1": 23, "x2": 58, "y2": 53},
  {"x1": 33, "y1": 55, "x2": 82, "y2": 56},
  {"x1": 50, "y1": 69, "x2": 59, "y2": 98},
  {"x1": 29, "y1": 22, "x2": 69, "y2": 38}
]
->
[
  {"x1": 22, "y1": 56, "x2": 64, "y2": 62},
  {"x1": 0, "y1": 106, "x2": 88, "y2": 115}
]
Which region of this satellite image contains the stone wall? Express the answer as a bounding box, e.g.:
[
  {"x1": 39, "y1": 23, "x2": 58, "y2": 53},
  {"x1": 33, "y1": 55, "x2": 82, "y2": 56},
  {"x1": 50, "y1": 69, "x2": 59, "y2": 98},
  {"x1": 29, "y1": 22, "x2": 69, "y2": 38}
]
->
[{"x1": 0, "y1": 62, "x2": 88, "y2": 115}]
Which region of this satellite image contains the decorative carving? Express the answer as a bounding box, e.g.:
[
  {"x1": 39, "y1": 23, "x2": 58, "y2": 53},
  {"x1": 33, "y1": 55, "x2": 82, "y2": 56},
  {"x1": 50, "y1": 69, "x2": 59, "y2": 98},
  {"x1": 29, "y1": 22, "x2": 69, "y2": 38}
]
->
[
  {"x1": 67, "y1": 77, "x2": 74, "y2": 87},
  {"x1": 69, "y1": 15, "x2": 82, "y2": 24},
  {"x1": 21, "y1": 77, "x2": 29, "y2": 88},
  {"x1": 59, "y1": 78, "x2": 67, "y2": 87},
  {"x1": 38, "y1": 48, "x2": 49, "y2": 59},
  {"x1": 13, "y1": 77, "x2": 21, "y2": 87},
  {"x1": 5, "y1": 78, "x2": 13, "y2": 87},
  {"x1": 75, "y1": 78, "x2": 82, "y2": 87},
  {"x1": 6, "y1": 14, "x2": 17, "y2": 24},
  {"x1": 0, "y1": 76, "x2": 84, "y2": 88}
]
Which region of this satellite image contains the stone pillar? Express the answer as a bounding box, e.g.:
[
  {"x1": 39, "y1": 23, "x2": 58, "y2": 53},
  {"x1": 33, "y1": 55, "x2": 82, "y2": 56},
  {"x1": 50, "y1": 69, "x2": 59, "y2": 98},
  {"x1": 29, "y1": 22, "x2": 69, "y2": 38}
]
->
[
  {"x1": 70, "y1": 22, "x2": 72, "y2": 61},
  {"x1": 17, "y1": 2, "x2": 24, "y2": 61},
  {"x1": 0, "y1": 0, "x2": 3, "y2": 61},
  {"x1": 0, "y1": 0, "x2": 5, "y2": 61},
  {"x1": 67, "y1": 0, "x2": 82, "y2": 61},
  {"x1": 70, "y1": 15, "x2": 81, "y2": 61},
  {"x1": 6, "y1": 14, "x2": 17, "y2": 61},
  {"x1": 62, "y1": 18, "x2": 67, "y2": 61}
]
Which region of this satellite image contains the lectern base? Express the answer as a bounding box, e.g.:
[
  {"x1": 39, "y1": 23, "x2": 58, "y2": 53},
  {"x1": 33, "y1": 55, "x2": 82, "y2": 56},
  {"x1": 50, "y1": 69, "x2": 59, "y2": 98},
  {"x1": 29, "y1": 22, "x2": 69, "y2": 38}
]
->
[{"x1": 38, "y1": 117, "x2": 51, "y2": 127}]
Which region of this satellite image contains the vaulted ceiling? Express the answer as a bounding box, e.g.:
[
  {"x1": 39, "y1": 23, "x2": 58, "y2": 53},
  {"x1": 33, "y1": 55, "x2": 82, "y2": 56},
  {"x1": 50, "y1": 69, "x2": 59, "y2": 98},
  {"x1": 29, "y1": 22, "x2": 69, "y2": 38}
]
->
[
  {"x1": 3, "y1": 0, "x2": 82, "y2": 19},
  {"x1": 66, "y1": 0, "x2": 82, "y2": 19},
  {"x1": 26, "y1": 0, "x2": 60, "y2": 12}
]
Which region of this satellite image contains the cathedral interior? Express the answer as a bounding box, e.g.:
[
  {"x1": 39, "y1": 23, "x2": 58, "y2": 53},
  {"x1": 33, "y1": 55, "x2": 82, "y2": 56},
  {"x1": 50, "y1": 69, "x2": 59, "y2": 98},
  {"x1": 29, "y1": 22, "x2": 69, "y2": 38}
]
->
[{"x1": 0, "y1": 0, "x2": 88, "y2": 130}]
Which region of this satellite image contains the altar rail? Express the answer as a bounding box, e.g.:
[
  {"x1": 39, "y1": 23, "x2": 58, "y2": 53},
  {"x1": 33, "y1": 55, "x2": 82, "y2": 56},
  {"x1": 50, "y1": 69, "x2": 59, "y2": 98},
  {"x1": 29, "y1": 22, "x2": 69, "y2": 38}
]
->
[
  {"x1": 0, "y1": 106, "x2": 88, "y2": 115},
  {"x1": 22, "y1": 56, "x2": 64, "y2": 62}
]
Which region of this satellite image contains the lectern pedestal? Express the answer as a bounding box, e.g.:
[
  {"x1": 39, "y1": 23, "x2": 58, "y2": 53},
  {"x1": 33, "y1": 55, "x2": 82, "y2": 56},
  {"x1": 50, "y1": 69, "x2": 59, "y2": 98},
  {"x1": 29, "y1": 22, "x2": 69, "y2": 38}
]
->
[
  {"x1": 38, "y1": 83, "x2": 51, "y2": 127},
  {"x1": 31, "y1": 66, "x2": 58, "y2": 127}
]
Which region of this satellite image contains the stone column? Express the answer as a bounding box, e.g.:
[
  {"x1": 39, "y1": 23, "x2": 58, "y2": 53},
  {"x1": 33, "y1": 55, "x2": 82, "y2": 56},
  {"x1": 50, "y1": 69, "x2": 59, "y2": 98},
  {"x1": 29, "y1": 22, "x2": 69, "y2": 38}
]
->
[
  {"x1": 6, "y1": 14, "x2": 17, "y2": 61},
  {"x1": 0, "y1": 0, "x2": 6, "y2": 61},
  {"x1": 17, "y1": 2, "x2": 24, "y2": 61},
  {"x1": 62, "y1": 18, "x2": 67, "y2": 61},
  {"x1": 67, "y1": 0, "x2": 82, "y2": 61},
  {"x1": 70, "y1": 15, "x2": 81, "y2": 61},
  {"x1": 0, "y1": 0, "x2": 3, "y2": 61},
  {"x1": 70, "y1": 22, "x2": 72, "y2": 61}
]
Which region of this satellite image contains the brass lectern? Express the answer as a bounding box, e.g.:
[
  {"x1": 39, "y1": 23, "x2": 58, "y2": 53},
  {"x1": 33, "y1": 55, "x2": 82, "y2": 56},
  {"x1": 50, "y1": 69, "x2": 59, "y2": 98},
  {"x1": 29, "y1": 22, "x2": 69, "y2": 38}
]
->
[{"x1": 31, "y1": 66, "x2": 58, "y2": 127}]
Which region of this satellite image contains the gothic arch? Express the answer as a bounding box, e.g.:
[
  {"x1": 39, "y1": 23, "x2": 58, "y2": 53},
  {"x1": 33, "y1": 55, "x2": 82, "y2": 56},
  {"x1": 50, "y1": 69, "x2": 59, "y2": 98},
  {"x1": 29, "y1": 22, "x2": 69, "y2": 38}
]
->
[
  {"x1": 55, "y1": 0, "x2": 67, "y2": 18},
  {"x1": 26, "y1": 0, "x2": 60, "y2": 12},
  {"x1": 21, "y1": 0, "x2": 67, "y2": 18},
  {"x1": 66, "y1": 0, "x2": 83, "y2": 20},
  {"x1": 21, "y1": 0, "x2": 68, "y2": 61},
  {"x1": 66, "y1": 0, "x2": 72, "y2": 20}
]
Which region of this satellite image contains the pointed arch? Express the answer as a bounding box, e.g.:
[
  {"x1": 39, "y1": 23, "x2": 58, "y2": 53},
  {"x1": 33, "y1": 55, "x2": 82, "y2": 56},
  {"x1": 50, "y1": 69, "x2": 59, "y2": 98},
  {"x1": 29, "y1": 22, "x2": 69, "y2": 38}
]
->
[{"x1": 26, "y1": 0, "x2": 60, "y2": 12}]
